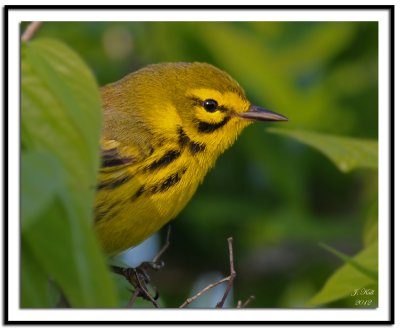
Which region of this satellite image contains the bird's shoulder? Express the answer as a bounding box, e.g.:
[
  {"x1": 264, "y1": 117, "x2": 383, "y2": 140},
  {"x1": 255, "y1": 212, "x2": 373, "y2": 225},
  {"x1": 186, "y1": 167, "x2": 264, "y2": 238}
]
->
[{"x1": 100, "y1": 101, "x2": 157, "y2": 171}]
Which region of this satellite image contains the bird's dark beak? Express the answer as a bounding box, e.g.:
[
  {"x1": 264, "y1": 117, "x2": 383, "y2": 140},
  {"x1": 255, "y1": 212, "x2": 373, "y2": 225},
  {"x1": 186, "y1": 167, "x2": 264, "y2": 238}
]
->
[{"x1": 238, "y1": 104, "x2": 288, "y2": 122}]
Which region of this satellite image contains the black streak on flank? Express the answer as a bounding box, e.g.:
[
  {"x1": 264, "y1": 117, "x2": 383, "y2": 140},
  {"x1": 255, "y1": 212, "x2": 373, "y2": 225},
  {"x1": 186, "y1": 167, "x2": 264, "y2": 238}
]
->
[
  {"x1": 150, "y1": 168, "x2": 187, "y2": 195},
  {"x1": 94, "y1": 209, "x2": 107, "y2": 223},
  {"x1": 158, "y1": 173, "x2": 181, "y2": 192},
  {"x1": 146, "y1": 150, "x2": 181, "y2": 171},
  {"x1": 132, "y1": 185, "x2": 146, "y2": 201},
  {"x1": 97, "y1": 175, "x2": 133, "y2": 190},
  {"x1": 95, "y1": 200, "x2": 122, "y2": 222},
  {"x1": 189, "y1": 142, "x2": 206, "y2": 154},
  {"x1": 197, "y1": 116, "x2": 231, "y2": 133}
]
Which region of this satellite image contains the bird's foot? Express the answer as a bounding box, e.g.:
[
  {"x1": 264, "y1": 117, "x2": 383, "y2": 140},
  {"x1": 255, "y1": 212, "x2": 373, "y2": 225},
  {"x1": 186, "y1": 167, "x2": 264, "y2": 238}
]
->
[
  {"x1": 110, "y1": 226, "x2": 171, "y2": 307},
  {"x1": 111, "y1": 264, "x2": 159, "y2": 307}
]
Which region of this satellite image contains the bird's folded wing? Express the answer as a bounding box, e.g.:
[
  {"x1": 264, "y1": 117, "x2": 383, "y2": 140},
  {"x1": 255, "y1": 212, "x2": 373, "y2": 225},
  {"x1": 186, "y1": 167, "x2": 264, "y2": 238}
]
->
[{"x1": 100, "y1": 139, "x2": 141, "y2": 172}]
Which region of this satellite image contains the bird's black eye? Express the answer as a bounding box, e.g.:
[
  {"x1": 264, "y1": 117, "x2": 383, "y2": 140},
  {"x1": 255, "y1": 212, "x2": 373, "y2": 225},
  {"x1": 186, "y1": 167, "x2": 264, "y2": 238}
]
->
[{"x1": 203, "y1": 99, "x2": 218, "y2": 112}]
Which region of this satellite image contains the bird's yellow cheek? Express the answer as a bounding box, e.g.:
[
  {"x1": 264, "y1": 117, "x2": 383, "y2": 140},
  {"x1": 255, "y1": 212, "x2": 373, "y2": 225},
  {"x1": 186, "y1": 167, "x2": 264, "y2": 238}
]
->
[{"x1": 148, "y1": 102, "x2": 183, "y2": 134}]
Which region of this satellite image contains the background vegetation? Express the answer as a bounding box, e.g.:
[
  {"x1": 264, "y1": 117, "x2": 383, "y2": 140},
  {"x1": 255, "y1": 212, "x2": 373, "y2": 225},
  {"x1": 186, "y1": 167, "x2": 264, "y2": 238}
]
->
[{"x1": 21, "y1": 21, "x2": 378, "y2": 308}]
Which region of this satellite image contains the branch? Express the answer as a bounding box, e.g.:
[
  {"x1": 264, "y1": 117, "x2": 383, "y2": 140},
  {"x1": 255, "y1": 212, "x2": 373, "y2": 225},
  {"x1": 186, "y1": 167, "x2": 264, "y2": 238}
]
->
[
  {"x1": 216, "y1": 237, "x2": 236, "y2": 308},
  {"x1": 152, "y1": 225, "x2": 171, "y2": 265},
  {"x1": 179, "y1": 277, "x2": 230, "y2": 308},
  {"x1": 179, "y1": 237, "x2": 237, "y2": 308},
  {"x1": 115, "y1": 233, "x2": 253, "y2": 308},
  {"x1": 21, "y1": 22, "x2": 42, "y2": 42},
  {"x1": 127, "y1": 289, "x2": 140, "y2": 308}
]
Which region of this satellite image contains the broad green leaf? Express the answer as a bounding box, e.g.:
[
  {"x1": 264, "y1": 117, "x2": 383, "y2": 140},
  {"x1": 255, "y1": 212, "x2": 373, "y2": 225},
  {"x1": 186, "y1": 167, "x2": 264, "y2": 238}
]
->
[
  {"x1": 21, "y1": 38, "x2": 117, "y2": 307},
  {"x1": 268, "y1": 128, "x2": 378, "y2": 172},
  {"x1": 306, "y1": 241, "x2": 378, "y2": 307},
  {"x1": 22, "y1": 193, "x2": 115, "y2": 307},
  {"x1": 22, "y1": 38, "x2": 101, "y2": 188},
  {"x1": 21, "y1": 151, "x2": 63, "y2": 228},
  {"x1": 21, "y1": 241, "x2": 54, "y2": 308}
]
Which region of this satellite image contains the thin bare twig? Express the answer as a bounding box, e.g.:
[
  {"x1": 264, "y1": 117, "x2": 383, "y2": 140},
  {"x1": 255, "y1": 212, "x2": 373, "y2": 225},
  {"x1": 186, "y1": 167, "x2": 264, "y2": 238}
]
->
[
  {"x1": 179, "y1": 277, "x2": 230, "y2": 308},
  {"x1": 21, "y1": 22, "x2": 42, "y2": 42},
  {"x1": 127, "y1": 289, "x2": 140, "y2": 308},
  {"x1": 180, "y1": 237, "x2": 237, "y2": 308},
  {"x1": 134, "y1": 270, "x2": 159, "y2": 308},
  {"x1": 152, "y1": 225, "x2": 171, "y2": 265},
  {"x1": 216, "y1": 237, "x2": 236, "y2": 308}
]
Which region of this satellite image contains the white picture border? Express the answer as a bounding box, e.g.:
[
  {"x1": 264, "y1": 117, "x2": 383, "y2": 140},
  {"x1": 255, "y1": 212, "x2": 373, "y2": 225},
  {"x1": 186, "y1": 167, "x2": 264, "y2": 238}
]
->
[{"x1": 5, "y1": 5, "x2": 393, "y2": 323}]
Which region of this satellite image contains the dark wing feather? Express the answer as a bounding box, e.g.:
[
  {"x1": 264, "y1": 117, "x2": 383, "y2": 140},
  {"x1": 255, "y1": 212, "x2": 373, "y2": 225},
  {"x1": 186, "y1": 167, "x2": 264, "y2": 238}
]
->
[
  {"x1": 101, "y1": 147, "x2": 135, "y2": 169},
  {"x1": 99, "y1": 139, "x2": 140, "y2": 173}
]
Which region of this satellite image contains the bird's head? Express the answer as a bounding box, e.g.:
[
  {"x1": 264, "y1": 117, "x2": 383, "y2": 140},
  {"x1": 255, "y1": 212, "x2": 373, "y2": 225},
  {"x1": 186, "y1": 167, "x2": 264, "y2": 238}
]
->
[{"x1": 102, "y1": 62, "x2": 287, "y2": 156}]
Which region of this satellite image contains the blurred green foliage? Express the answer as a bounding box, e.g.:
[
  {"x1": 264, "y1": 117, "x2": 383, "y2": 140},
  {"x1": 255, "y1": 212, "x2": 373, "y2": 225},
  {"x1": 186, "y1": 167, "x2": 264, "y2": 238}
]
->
[
  {"x1": 21, "y1": 21, "x2": 378, "y2": 308},
  {"x1": 268, "y1": 128, "x2": 378, "y2": 172},
  {"x1": 21, "y1": 39, "x2": 117, "y2": 307}
]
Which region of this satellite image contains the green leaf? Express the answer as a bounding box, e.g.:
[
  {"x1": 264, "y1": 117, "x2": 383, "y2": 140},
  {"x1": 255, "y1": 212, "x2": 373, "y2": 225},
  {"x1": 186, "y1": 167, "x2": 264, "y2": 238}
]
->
[
  {"x1": 320, "y1": 243, "x2": 378, "y2": 281},
  {"x1": 22, "y1": 193, "x2": 116, "y2": 307},
  {"x1": 268, "y1": 128, "x2": 378, "y2": 172},
  {"x1": 21, "y1": 38, "x2": 117, "y2": 307},
  {"x1": 306, "y1": 241, "x2": 378, "y2": 307},
  {"x1": 21, "y1": 241, "x2": 55, "y2": 308},
  {"x1": 21, "y1": 38, "x2": 101, "y2": 186},
  {"x1": 21, "y1": 151, "x2": 63, "y2": 228}
]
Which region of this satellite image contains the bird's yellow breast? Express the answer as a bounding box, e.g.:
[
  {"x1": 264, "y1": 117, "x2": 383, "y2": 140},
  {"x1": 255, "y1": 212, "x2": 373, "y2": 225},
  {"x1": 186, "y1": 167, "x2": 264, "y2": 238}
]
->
[{"x1": 95, "y1": 127, "x2": 218, "y2": 254}]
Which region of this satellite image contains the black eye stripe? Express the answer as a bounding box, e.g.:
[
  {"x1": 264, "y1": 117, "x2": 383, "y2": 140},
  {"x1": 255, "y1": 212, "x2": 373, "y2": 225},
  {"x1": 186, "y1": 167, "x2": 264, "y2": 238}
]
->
[{"x1": 189, "y1": 96, "x2": 228, "y2": 113}]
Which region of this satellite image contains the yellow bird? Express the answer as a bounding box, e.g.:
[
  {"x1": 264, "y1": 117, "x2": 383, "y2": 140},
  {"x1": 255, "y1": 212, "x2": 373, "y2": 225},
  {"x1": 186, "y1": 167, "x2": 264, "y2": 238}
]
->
[{"x1": 95, "y1": 62, "x2": 287, "y2": 254}]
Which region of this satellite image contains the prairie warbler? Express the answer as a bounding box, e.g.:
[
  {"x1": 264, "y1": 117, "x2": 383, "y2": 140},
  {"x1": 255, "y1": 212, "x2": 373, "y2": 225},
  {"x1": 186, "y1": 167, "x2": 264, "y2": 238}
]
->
[{"x1": 95, "y1": 62, "x2": 287, "y2": 254}]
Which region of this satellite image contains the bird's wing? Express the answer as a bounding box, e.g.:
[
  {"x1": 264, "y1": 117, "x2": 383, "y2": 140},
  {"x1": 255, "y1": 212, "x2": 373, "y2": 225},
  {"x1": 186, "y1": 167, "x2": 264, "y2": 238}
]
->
[
  {"x1": 100, "y1": 107, "x2": 155, "y2": 172},
  {"x1": 100, "y1": 139, "x2": 137, "y2": 171}
]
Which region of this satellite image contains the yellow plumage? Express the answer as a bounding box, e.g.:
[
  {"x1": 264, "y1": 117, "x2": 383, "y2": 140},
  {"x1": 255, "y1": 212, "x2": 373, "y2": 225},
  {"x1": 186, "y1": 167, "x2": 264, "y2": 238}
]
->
[{"x1": 94, "y1": 62, "x2": 287, "y2": 254}]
